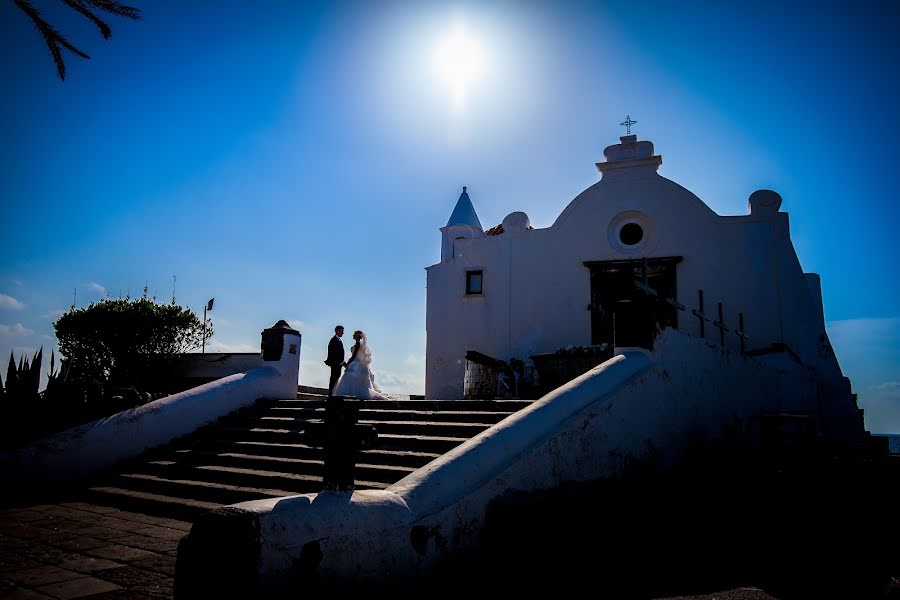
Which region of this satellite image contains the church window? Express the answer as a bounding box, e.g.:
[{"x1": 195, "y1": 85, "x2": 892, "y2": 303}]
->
[
  {"x1": 466, "y1": 270, "x2": 483, "y2": 295},
  {"x1": 619, "y1": 223, "x2": 644, "y2": 246}
]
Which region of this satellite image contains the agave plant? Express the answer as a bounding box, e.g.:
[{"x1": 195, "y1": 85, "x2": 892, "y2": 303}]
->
[
  {"x1": 10, "y1": 0, "x2": 141, "y2": 80},
  {"x1": 44, "y1": 350, "x2": 70, "y2": 397},
  {"x1": 2, "y1": 347, "x2": 43, "y2": 402}
]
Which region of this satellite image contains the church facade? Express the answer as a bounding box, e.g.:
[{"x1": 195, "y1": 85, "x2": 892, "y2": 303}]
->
[{"x1": 425, "y1": 134, "x2": 843, "y2": 402}]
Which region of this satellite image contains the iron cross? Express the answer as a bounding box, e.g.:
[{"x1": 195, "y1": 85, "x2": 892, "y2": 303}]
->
[{"x1": 620, "y1": 115, "x2": 637, "y2": 135}]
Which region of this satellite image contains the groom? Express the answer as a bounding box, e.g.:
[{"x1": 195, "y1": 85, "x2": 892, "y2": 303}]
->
[{"x1": 325, "y1": 325, "x2": 346, "y2": 396}]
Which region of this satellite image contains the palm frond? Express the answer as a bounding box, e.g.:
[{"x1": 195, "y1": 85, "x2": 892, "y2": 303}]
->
[
  {"x1": 80, "y1": 0, "x2": 141, "y2": 20},
  {"x1": 12, "y1": 0, "x2": 91, "y2": 80},
  {"x1": 62, "y1": 0, "x2": 112, "y2": 39}
]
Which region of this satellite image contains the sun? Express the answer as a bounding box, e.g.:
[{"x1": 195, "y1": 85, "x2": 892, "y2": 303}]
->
[{"x1": 432, "y1": 26, "x2": 486, "y2": 107}]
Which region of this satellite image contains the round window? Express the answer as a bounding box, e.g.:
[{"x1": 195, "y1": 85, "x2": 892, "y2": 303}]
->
[
  {"x1": 619, "y1": 222, "x2": 644, "y2": 246},
  {"x1": 608, "y1": 211, "x2": 654, "y2": 254}
]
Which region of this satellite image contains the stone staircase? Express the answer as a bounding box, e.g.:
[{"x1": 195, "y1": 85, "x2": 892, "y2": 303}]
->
[{"x1": 85, "y1": 390, "x2": 532, "y2": 521}]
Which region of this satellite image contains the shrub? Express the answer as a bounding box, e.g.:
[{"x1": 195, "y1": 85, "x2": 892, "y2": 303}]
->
[{"x1": 54, "y1": 295, "x2": 210, "y2": 385}]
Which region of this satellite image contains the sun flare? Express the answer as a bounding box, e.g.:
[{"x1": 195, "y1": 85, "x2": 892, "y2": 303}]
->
[{"x1": 432, "y1": 26, "x2": 486, "y2": 108}]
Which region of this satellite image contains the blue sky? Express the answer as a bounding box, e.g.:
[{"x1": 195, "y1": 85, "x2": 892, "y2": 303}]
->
[{"x1": 1, "y1": 1, "x2": 897, "y2": 431}]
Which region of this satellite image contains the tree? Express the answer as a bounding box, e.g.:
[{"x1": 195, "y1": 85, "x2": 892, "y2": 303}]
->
[
  {"x1": 10, "y1": 0, "x2": 141, "y2": 80},
  {"x1": 54, "y1": 296, "x2": 210, "y2": 385}
]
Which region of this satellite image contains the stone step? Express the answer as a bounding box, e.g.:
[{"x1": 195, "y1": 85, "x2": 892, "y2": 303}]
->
[
  {"x1": 259, "y1": 417, "x2": 494, "y2": 439},
  {"x1": 266, "y1": 406, "x2": 516, "y2": 424},
  {"x1": 216, "y1": 427, "x2": 469, "y2": 453},
  {"x1": 152, "y1": 462, "x2": 390, "y2": 493},
  {"x1": 86, "y1": 486, "x2": 222, "y2": 521},
  {"x1": 142, "y1": 451, "x2": 415, "y2": 484},
  {"x1": 282, "y1": 398, "x2": 534, "y2": 412},
  {"x1": 77, "y1": 390, "x2": 531, "y2": 522},
  {"x1": 197, "y1": 440, "x2": 441, "y2": 469},
  {"x1": 118, "y1": 472, "x2": 297, "y2": 505},
  {"x1": 190, "y1": 439, "x2": 322, "y2": 461},
  {"x1": 375, "y1": 433, "x2": 470, "y2": 454}
]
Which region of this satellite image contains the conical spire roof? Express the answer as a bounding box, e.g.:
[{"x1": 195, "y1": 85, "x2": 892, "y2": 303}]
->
[{"x1": 446, "y1": 186, "x2": 483, "y2": 229}]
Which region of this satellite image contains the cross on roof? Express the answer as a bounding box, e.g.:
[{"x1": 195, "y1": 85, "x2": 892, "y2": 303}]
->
[{"x1": 620, "y1": 115, "x2": 637, "y2": 135}]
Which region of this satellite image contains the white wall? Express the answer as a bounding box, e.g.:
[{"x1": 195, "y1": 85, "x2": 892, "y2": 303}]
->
[
  {"x1": 181, "y1": 329, "x2": 829, "y2": 590},
  {"x1": 178, "y1": 353, "x2": 264, "y2": 379},
  {"x1": 1, "y1": 331, "x2": 301, "y2": 481},
  {"x1": 426, "y1": 141, "x2": 842, "y2": 405}
]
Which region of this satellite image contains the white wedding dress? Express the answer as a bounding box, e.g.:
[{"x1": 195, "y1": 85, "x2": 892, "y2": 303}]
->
[{"x1": 332, "y1": 334, "x2": 389, "y2": 400}]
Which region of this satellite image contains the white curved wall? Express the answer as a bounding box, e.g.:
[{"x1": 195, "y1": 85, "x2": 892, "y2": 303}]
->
[{"x1": 1, "y1": 331, "x2": 301, "y2": 481}]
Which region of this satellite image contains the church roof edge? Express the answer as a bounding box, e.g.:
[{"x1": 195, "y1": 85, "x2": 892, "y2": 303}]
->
[
  {"x1": 445, "y1": 186, "x2": 483, "y2": 229},
  {"x1": 596, "y1": 135, "x2": 662, "y2": 174}
]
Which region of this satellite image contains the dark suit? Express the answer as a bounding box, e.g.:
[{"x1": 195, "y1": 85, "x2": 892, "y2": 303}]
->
[{"x1": 325, "y1": 335, "x2": 345, "y2": 395}]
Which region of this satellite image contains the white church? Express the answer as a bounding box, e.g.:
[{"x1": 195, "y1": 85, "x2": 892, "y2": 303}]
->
[{"x1": 425, "y1": 132, "x2": 851, "y2": 412}]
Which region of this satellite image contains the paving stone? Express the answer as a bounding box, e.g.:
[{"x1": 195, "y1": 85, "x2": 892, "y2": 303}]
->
[
  {"x1": 19, "y1": 506, "x2": 57, "y2": 515},
  {"x1": 92, "y1": 519, "x2": 141, "y2": 533},
  {"x1": 2, "y1": 565, "x2": 84, "y2": 587},
  {"x1": 22, "y1": 546, "x2": 81, "y2": 567},
  {"x1": 153, "y1": 520, "x2": 190, "y2": 533},
  {"x1": 32, "y1": 519, "x2": 86, "y2": 534},
  {"x1": 51, "y1": 538, "x2": 107, "y2": 553},
  {"x1": 112, "y1": 537, "x2": 177, "y2": 554},
  {"x1": 36, "y1": 509, "x2": 90, "y2": 522},
  {"x1": 86, "y1": 547, "x2": 154, "y2": 563},
  {"x1": 0, "y1": 512, "x2": 47, "y2": 524},
  {"x1": 133, "y1": 577, "x2": 172, "y2": 599},
  {"x1": 0, "y1": 552, "x2": 44, "y2": 572},
  {"x1": 0, "y1": 586, "x2": 57, "y2": 599},
  {"x1": 103, "y1": 514, "x2": 168, "y2": 529},
  {"x1": 99, "y1": 566, "x2": 164, "y2": 588},
  {"x1": 58, "y1": 505, "x2": 119, "y2": 516},
  {"x1": 64, "y1": 528, "x2": 131, "y2": 542},
  {"x1": 129, "y1": 528, "x2": 184, "y2": 543},
  {"x1": 0, "y1": 525, "x2": 56, "y2": 542},
  {"x1": 128, "y1": 555, "x2": 175, "y2": 578},
  {"x1": 56, "y1": 558, "x2": 123, "y2": 574},
  {"x1": 35, "y1": 576, "x2": 120, "y2": 599},
  {"x1": 83, "y1": 590, "x2": 152, "y2": 599}
]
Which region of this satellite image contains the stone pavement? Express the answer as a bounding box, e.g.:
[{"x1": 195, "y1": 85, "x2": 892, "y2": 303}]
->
[{"x1": 0, "y1": 501, "x2": 189, "y2": 599}]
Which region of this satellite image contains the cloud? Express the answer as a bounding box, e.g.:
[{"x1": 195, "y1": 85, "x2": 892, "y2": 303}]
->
[
  {"x1": 298, "y1": 360, "x2": 329, "y2": 389},
  {"x1": 0, "y1": 323, "x2": 35, "y2": 343},
  {"x1": 827, "y1": 317, "x2": 900, "y2": 337},
  {"x1": 10, "y1": 280, "x2": 22, "y2": 287},
  {"x1": 373, "y1": 368, "x2": 425, "y2": 394},
  {"x1": 0, "y1": 294, "x2": 25, "y2": 310},
  {"x1": 873, "y1": 381, "x2": 900, "y2": 393},
  {"x1": 860, "y1": 380, "x2": 900, "y2": 434},
  {"x1": 42, "y1": 309, "x2": 66, "y2": 321},
  {"x1": 86, "y1": 282, "x2": 106, "y2": 295},
  {"x1": 205, "y1": 340, "x2": 258, "y2": 353},
  {"x1": 404, "y1": 353, "x2": 425, "y2": 366},
  {"x1": 826, "y1": 316, "x2": 900, "y2": 387},
  {"x1": 289, "y1": 320, "x2": 305, "y2": 330}
]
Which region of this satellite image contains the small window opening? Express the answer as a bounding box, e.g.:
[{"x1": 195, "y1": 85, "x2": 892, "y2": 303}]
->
[
  {"x1": 619, "y1": 223, "x2": 644, "y2": 246},
  {"x1": 466, "y1": 270, "x2": 483, "y2": 295}
]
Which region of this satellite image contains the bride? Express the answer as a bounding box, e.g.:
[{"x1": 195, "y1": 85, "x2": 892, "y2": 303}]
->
[{"x1": 332, "y1": 330, "x2": 389, "y2": 400}]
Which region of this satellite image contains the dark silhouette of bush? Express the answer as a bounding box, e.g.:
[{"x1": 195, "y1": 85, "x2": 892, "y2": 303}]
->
[
  {"x1": 0, "y1": 298, "x2": 210, "y2": 448},
  {"x1": 54, "y1": 295, "x2": 210, "y2": 388},
  {"x1": 0, "y1": 348, "x2": 75, "y2": 448}
]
